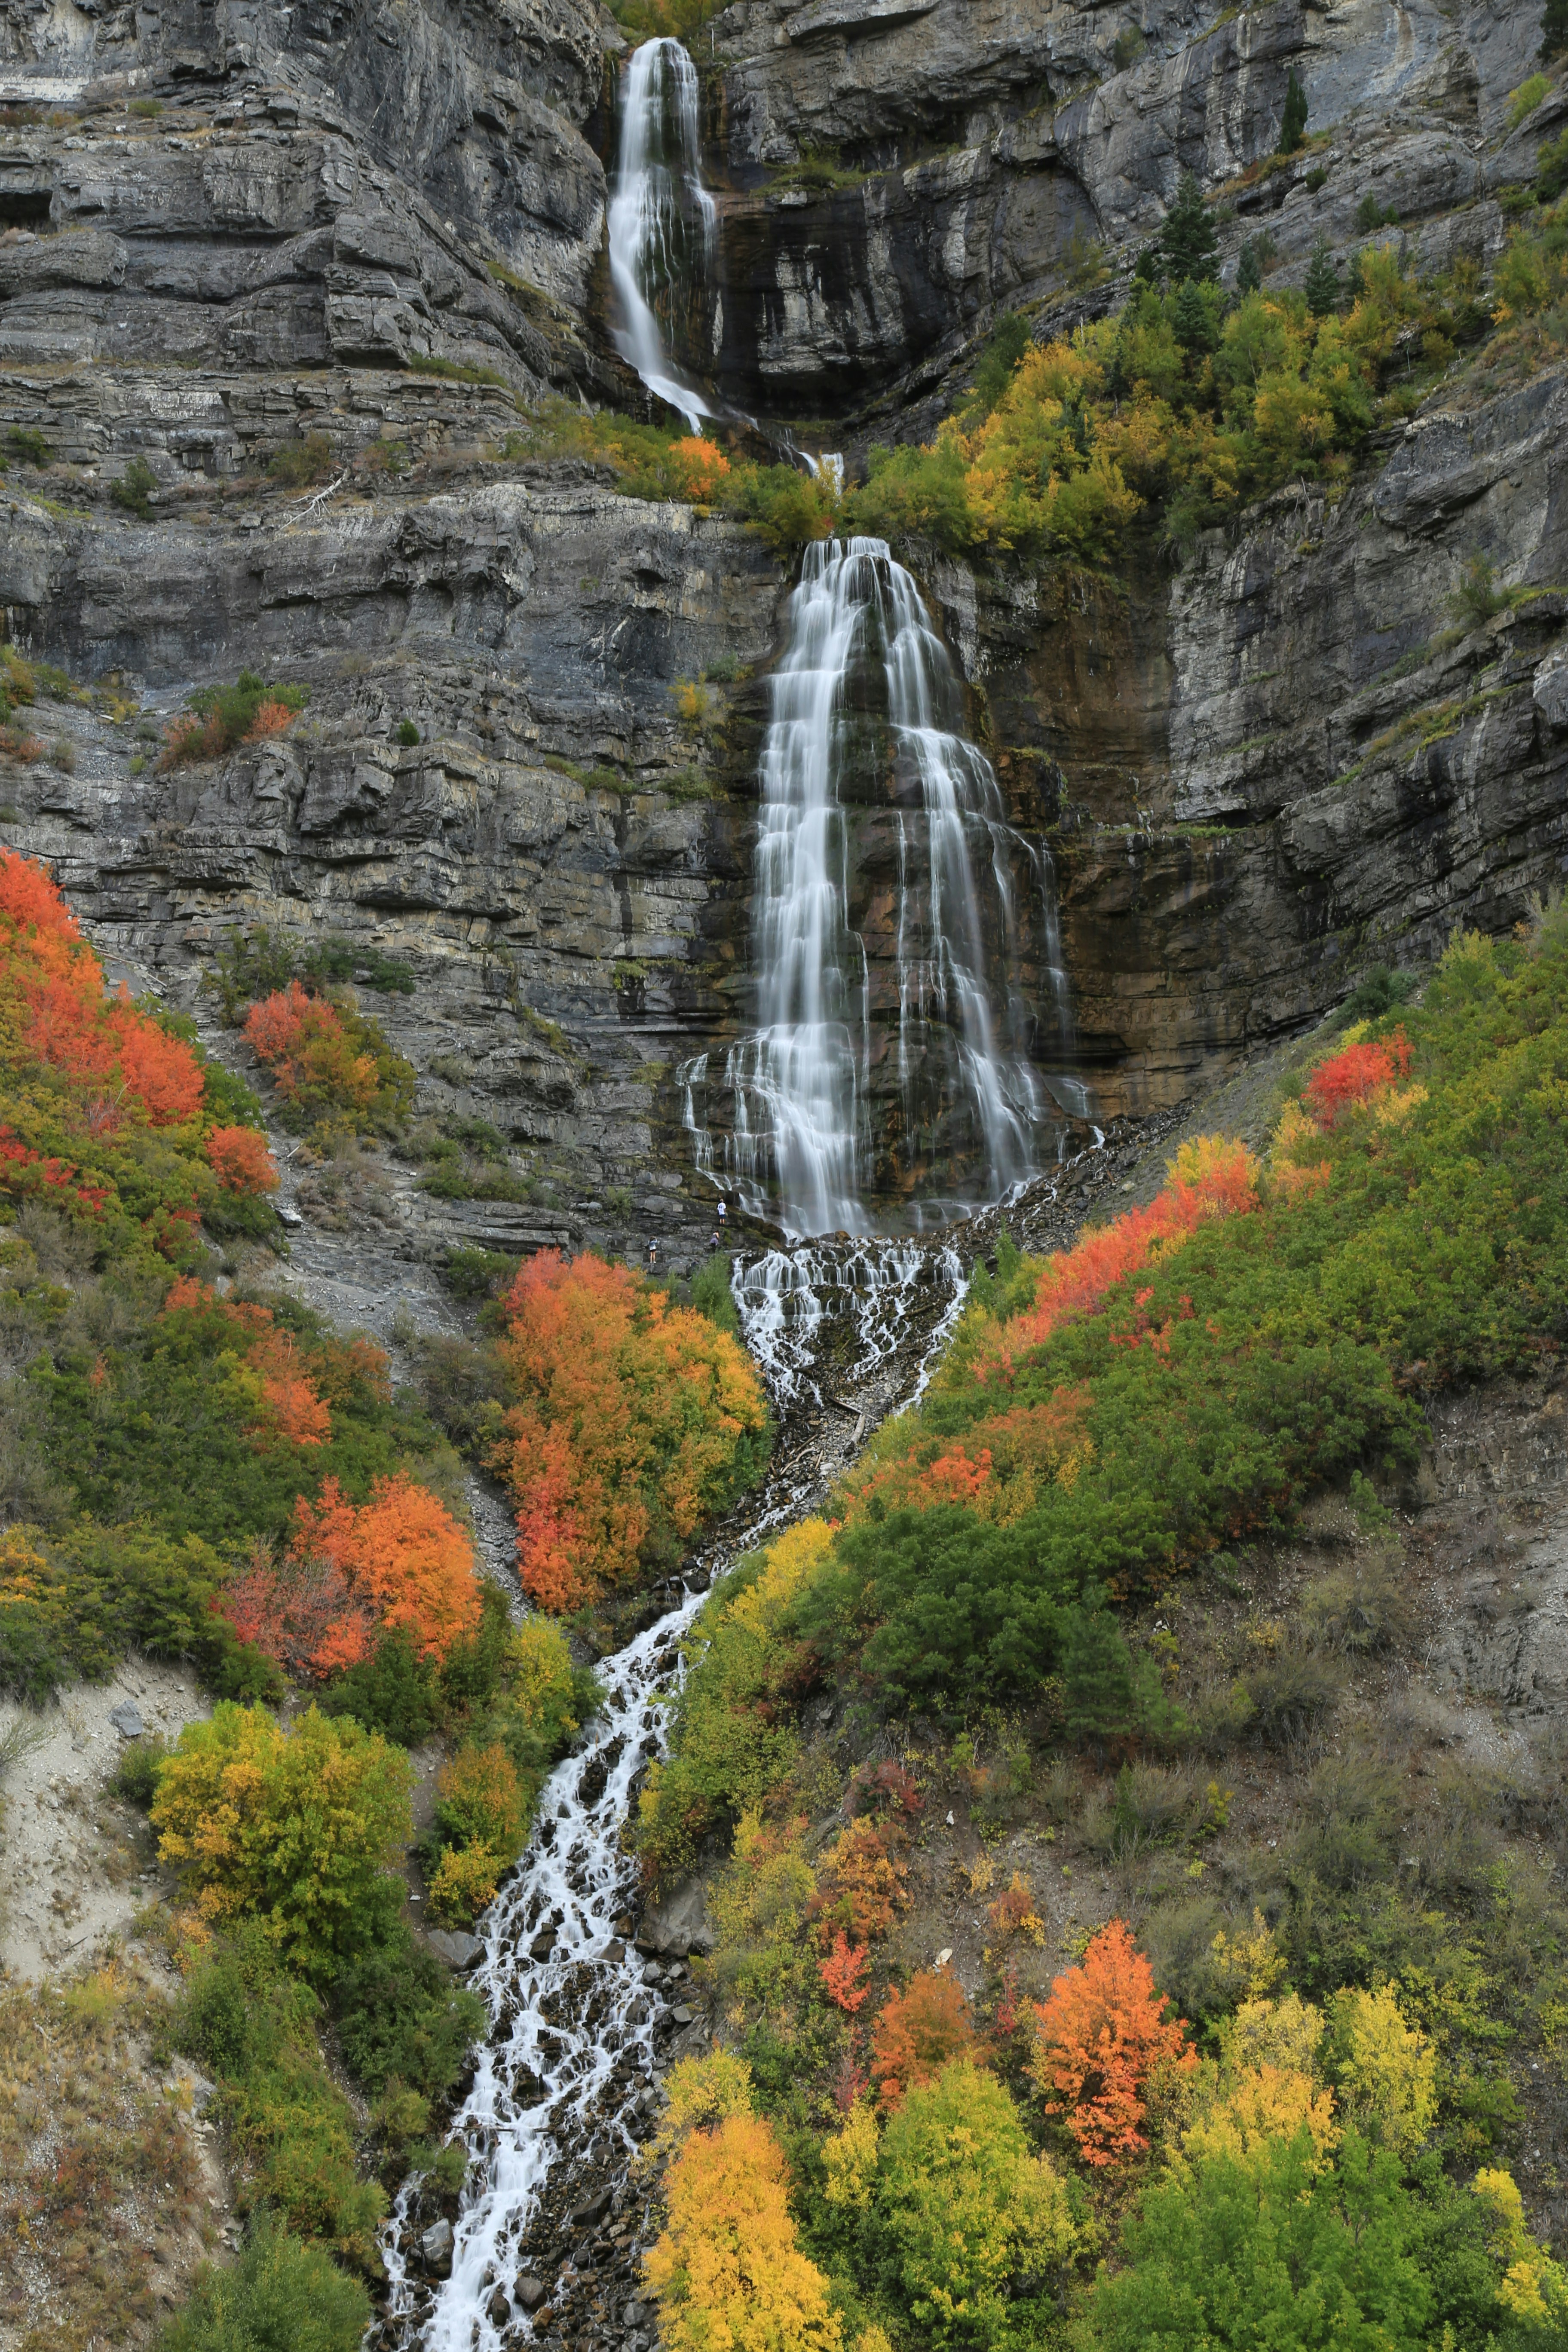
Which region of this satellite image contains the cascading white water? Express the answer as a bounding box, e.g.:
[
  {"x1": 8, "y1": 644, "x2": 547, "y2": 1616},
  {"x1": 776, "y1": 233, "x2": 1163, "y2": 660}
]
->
[
  {"x1": 380, "y1": 1253, "x2": 970, "y2": 2352},
  {"x1": 606, "y1": 39, "x2": 715, "y2": 433},
  {"x1": 383, "y1": 1586, "x2": 711, "y2": 2352},
  {"x1": 732, "y1": 1241, "x2": 965, "y2": 1406},
  {"x1": 683, "y1": 536, "x2": 1065, "y2": 1236}
]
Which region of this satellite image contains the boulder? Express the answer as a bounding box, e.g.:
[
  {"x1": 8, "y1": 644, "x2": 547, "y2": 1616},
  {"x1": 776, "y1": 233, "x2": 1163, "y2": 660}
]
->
[
  {"x1": 420, "y1": 2219, "x2": 454, "y2": 2277},
  {"x1": 428, "y1": 1929, "x2": 484, "y2": 1969}
]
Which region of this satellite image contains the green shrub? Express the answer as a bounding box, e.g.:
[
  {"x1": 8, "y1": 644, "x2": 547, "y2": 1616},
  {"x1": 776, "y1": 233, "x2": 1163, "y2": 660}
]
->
[
  {"x1": 162, "y1": 673, "x2": 309, "y2": 768},
  {"x1": 318, "y1": 1627, "x2": 444, "y2": 1745},
  {"x1": 208, "y1": 923, "x2": 414, "y2": 1014},
  {"x1": 176, "y1": 1936, "x2": 386, "y2": 2263},
  {"x1": 156, "y1": 2219, "x2": 369, "y2": 2352},
  {"x1": 6, "y1": 426, "x2": 50, "y2": 466},
  {"x1": 268, "y1": 434, "x2": 334, "y2": 488},
  {"x1": 110, "y1": 456, "x2": 158, "y2": 519},
  {"x1": 862, "y1": 2060, "x2": 1076, "y2": 2348},
  {"x1": 129, "y1": 97, "x2": 162, "y2": 118},
  {"x1": 328, "y1": 1922, "x2": 482, "y2": 2100},
  {"x1": 109, "y1": 1732, "x2": 169, "y2": 1806},
  {"x1": 1508, "y1": 72, "x2": 1551, "y2": 129},
  {"x1": 725, "y1": 462, "x2": 839, "y2": 552},
  {"x1": 1085, "y1": 2133, "x2": 1431, "y2": 2352},
  {"x1": 395, "y1": 719, "x2": 420, "y2": 747},
  {"x1": 689, "y1": 1251, "x2": 740, "y2": 1335}
]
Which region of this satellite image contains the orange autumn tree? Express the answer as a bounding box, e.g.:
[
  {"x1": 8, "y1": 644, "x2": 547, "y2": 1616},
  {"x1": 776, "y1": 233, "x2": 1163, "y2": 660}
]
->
[
  {"x1": 645, "y1": 2110, "x2": 842, "y2": 2352},
  {"x1": 244, "y1": 982, "x2": 379, "y2": 1113},
  {"x1": 1029, "y1": 1918, "x2": 1196, "y2": 2166},
  {"x1": 491, "y1": 1250, "x2": 767, "y2": 1610},
  {"x1": 962, "y1": 1137, "x2": 1260, "y2": 1386},
  {"x1": 0, "y1": 849, "x2": 276, "y2": 1255},
  {"x1": 871, "y1": 1971, "x2": 984, "y2": 2110},
  {"x1": 207, "y1": 1124, "x2": 279, "y2": 1194},
  {"x1": 290, "y1": 1471, "x2": 481, "y2": 1661}
]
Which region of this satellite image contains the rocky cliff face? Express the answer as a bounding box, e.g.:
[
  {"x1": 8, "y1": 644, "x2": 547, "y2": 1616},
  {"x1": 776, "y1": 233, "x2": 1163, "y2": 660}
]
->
[{"x1": 0, "y1": 0, "x2": 1563, "y2": 1252}]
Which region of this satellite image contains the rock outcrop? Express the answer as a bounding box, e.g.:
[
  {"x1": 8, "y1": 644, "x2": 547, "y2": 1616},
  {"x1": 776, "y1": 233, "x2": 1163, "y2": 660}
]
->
[{"x1": 0, "y1": 0, "x2": 1563, "y2": 1245}]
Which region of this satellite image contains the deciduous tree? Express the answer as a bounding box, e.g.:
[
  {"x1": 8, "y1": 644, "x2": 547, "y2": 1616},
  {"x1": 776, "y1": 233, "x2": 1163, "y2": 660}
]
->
[
  {"x1": 646, "y1": 2111, "x2": 842, "y2": 2352},
  {"x1": 1030, "y1": 1918, "x2": 1196, "y2": 2165}
]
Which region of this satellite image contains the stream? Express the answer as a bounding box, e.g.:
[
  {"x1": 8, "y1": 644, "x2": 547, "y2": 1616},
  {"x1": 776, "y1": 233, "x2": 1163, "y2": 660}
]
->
[{"x1": 380, "y1": 1242, "x2": 968, "y2": 2352}]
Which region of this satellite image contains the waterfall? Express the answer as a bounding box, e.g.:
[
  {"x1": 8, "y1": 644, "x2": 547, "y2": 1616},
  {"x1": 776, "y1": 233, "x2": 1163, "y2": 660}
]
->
[
  {"x1": 684, "y1": 536, "x2": 1067, "y2": 1237},
  {"x1": 606, "y1": 38, "x2": 715, "y2": 433}
]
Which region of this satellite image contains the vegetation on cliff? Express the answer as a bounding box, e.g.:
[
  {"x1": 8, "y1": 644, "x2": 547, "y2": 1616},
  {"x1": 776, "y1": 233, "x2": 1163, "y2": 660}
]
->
[
  {"x1": 636, "y1": 903, "x2": 1568, "y2": 2352},
  {"x1": 0, "y1": 851, "x2": 604, "y2": 2343}
]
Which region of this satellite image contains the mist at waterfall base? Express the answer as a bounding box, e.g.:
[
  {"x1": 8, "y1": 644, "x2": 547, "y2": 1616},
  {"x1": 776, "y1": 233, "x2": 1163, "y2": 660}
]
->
[
  {"x1": 606, "y1": 40, "x2": 715, "y2": 435},
  {"x1": 683, "y1": 535, "x2": 1080, "y2": 1239}
]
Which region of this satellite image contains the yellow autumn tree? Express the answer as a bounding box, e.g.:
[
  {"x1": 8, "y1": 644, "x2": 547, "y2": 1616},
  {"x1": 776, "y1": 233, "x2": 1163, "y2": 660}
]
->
[
  {"x1": 645, "y1": 2110, "x2": 842, "y2": 2352},
  {"x1": 151, "y1": 1702, "x2": 413, "y2": 1972},
  {"x1": 1329, "y1": 1981, "x2": 1436, "y2": 2157},
  {"x1": 1183, "y1": 2064, "x2": 1339, "y2": 2175}
]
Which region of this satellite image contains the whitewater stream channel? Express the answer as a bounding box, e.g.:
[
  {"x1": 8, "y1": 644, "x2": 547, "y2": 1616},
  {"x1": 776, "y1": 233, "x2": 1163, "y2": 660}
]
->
[{"x1": 378, "y1": 1242, "x2": 971, "y2": 2352}]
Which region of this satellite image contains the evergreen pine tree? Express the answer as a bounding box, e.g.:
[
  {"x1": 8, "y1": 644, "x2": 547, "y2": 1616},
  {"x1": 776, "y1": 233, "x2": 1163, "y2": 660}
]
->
[
  {"x1": 1346, "y1": 248, "x2": 1367, "y2": 303},
  {"x1": 1304, "y1": 236, "x2": 1340, "y2": 316},
  {"x1": 1158, "y1": 172, "x2": 1220, "y2": 283},
  {"x1": 1236, "y1": 238, "x2": 1264, "y2": 294},
  {"x1": 1279, "y1": 67, "x2": 1309, "y2": 154},
  {"x1": 1543, "y1": 0, "x2": 1568, "y2": 61},
  {"x1": 1173, "y1": 276, "x2": 1219, "y2": 352},
  {"x1": 1063, "y1": 1594, "x2": 1138, "y2": 1745}
]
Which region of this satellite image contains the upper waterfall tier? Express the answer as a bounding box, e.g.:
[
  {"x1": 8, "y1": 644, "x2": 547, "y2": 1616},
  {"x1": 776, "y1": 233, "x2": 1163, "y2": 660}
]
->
[
  {"x1": 606, "y1": 38, "x2": 715, "y2": 434},
  {"x1": 684, "y1": 537, "x2": 1076, "y2": 1237}
]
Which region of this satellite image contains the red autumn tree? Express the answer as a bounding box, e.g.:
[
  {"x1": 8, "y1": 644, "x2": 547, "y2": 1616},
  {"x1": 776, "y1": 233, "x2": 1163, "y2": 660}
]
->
[
  {"x1": 218, "y1": 1544, "x2": 377, "y2": 1677},
  {"x1": 1303, "y1": 1027, "x2": 1415, "y2": 1127},
  {"x1": 1028, "y1": 1917, "x2": 1196, "y2": 2166},
  {"x1": 870, "y1": 1971, "x2": 983, "y2": 2110},
  {"x1": 818, "y1": 1933, "x2": 872, "y2": 2014},
  {"x1": 291, "y1": 1472, "x2": 481, "y2": 1660},
  {"x1": 491, "y1": 1250, "x2": 766, "y2": 1610},
  {"x1": 206, "y1": 1124, "x2": 279, "y2": 1194},
  {"x1": 244, "y1": 983, "x2": 378, "y2": 1112}
]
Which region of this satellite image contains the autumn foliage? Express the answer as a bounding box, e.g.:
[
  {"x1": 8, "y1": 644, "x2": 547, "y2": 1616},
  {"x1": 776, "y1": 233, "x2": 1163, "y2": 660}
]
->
[
  {"x1": 1302, "y1": 1026, "x2": 1414, "y2": 1127},
  {"x1": 669, "y1": 435, "x2": 732, "y2": 501},
  {"x1": 645, "y1": 2110, "x2": 843, "y2": 2352},
  {"x1": 870, "y1": 1971, "x2": 984, "y2": 2110},
  {"x1": 818, "y1": 1933, "x2": 872, "y2": 2014},
  {"x1": 974, "y1": 1136, "x2": 1260, "y2": 1382},
  {"x1": 290, "y1": 1473, "x2": 481, "y2": 1662},
  {"x1": 219, "y1": 1546, "x2": 377, "y2": 1678},
  {"x1": 245, "y1": 983, "x2": 379, "y2": 1114},
  {"x1": 0, "y1": 848, "x2": 276, "y2": 1253},
  {"x1": 492, "y1": 1250, "x2": 767, "y2": 1609},
  {"x1": 1029, "y1": 1918, "x2": 1196, "y2": 2165},
  {"x1": 206, "y1": 1123, "x2": 279, "y2": 1194}
]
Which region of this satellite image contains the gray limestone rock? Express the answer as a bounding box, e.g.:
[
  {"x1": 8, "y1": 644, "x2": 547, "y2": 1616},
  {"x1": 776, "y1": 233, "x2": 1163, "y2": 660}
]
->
[
  {"x1": 108, "y1": 1700, "x2": 145, "y2": 1737},
  {"x1": 428, "y1": 1928, "x2": 486, "y2": 1968}
]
